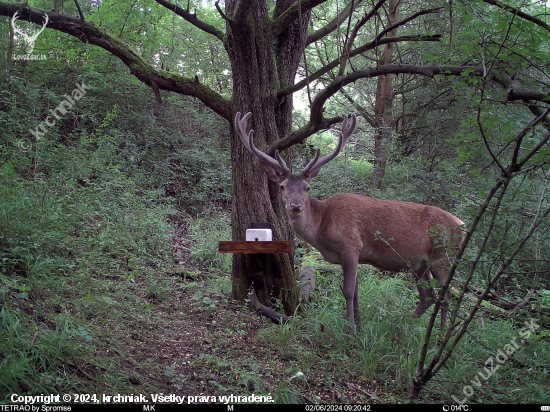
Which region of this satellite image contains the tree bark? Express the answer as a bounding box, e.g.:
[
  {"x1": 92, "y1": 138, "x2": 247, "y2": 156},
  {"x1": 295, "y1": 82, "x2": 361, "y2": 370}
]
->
[{"x1": 224, "y1": 0, "x2": 309, "y2": 314}]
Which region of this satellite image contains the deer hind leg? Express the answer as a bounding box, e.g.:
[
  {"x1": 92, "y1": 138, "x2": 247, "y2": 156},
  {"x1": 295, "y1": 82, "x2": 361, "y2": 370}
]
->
[
  {"x1": 341, "y1": 255, "x2": 360, "y2": 333},
  {"x1": 353, "y1": 275, "x2": 361, "y2": 326},
  {"x1": 431, "y1": 263, "x2": 451, "y2": 326},
  {"x1": 412, "y1": 263, "x2": 437, "y2": 319}
]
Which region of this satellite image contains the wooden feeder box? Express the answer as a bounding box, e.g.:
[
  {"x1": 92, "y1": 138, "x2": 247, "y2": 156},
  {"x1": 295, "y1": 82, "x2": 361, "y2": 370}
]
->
[{"x1": 219, "y1": 223, "x2": 293, "y2": 254}]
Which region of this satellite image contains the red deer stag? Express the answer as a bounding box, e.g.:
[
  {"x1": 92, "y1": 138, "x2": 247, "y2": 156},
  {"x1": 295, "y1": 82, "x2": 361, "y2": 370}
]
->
[{"x1": 235, "y1": 112, "x2": 463, "y2": 332}]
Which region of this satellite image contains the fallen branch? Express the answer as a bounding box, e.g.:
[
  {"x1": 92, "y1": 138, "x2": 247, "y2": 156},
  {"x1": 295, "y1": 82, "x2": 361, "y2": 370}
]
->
[
  {"x1": 450, "y1": 287, "x2": 506, "y2": 315},
  {"x1": 450, "y1": 286, "x2": 542, "y2": 317},
  {"x1": 506, "y1": 288, "x2": 535, "y2": 316}
]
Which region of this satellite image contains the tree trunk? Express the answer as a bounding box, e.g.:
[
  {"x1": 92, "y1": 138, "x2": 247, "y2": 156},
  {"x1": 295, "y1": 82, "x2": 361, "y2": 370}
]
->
[
  {"x1": 373, "y1": 0, "x2": 398, "y2": 189},
  {"x1": 224, "y1": 1, "x2": 308, "y2": 315}
]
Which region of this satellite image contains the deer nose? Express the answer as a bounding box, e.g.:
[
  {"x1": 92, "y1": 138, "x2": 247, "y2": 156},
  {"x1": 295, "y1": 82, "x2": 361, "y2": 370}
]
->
[{"x1": 289, "y1": 202, "x2": 303, "y2": 212}]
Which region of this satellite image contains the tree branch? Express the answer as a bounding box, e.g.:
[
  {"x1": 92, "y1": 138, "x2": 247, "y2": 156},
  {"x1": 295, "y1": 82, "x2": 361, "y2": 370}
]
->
[
  {"x1": 73, "y1": 0, "x2": 85, "y2": 21},
  {"x1": 268, "y1": 115, "x2": 342, "y2": 154},
  {"x1": 483, "y1": 0, "x2": 550, "y2": 33},
  {"x1": 272, "y1": 0, "x2": 328, "y2": 35},
  {"x1": 0, "y1": 2, "x2": 231, "y2": 120},
  {"x1": 279, "y1": 35, "x2": 442, "y2": 97},
  {"x1": 506, "y1": 89, "x2": 550, "y2": 103},
  {"x1": 307, "y1": 0, "x2": 363, "y2": 44},
  {"x1": 282, "y1": 7, "x2": 443, "y2": 97},
  {"x1": 214, "y1": 0, "x2": 233, "y2": 26},
  {"x1": 337, "y1": 0, "x2": 388, "y2": 76},
  {"x1": 153, "y1": 0, "x2": 225, "y2": 42},
  {"x1": 340, "y1": 88, "x2": 377, "y2": 127},
  {"x1": 272, "y1": 62, "x2": 550, "y2": 153},
  {"x1": 273, "y1": 64, "x2": 535, "y2": 153},
  {"x1": 377, "y1": 7, "x2": 442, "y2": 43}
]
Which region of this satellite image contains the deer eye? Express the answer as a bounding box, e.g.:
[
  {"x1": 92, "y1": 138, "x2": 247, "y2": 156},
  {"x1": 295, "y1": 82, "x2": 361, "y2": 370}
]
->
[{"x1": 280, "y1": 185, "x2": 285, "y2": 190}]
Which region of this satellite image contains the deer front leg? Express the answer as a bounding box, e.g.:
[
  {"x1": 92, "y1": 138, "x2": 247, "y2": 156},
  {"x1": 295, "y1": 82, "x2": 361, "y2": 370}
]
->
[{"x1": 341, "y1": 255, "x2": 359, "y2": 333}]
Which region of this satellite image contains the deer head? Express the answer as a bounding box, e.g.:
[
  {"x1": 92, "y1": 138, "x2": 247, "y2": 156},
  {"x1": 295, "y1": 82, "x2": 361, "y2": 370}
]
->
[{"x1": 234, "y1": 112, "x2": 357, "y2": 215}]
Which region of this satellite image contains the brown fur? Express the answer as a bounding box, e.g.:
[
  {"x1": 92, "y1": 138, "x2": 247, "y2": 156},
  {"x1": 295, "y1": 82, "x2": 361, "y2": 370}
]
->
[{"x1": 283, "y1": 188, "x2": 463, "y2": 332}]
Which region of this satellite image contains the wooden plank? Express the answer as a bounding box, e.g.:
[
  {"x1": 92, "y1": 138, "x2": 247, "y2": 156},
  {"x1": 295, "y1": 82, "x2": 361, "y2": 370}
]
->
[{"x1": 219, "y1": 241, "x2": 293, "y2": 254}]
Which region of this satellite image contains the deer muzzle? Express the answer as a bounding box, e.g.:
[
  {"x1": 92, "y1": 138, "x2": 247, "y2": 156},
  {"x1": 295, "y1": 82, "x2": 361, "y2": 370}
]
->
[{"x1": 289, "y1": 202, "x2": 304, "y2": 213}]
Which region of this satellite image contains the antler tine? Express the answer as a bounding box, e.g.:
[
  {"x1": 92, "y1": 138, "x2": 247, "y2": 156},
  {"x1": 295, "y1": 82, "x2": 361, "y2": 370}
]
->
[
  {"x1": 234, "y1": 112, "x2": 253, "y2": 152},
  {"x1": 40, "y1": 13, "x2": 49, "y2": 30},
  {"x1": 27, "y1": 13, "x2": 48, "y2": 42},
  {"x1": 301, "y1": 114, "x2": 357, "y2": 178},
  {"x1": 274, "y1": 150, "x2": 290, "y2": 175},
  {"x1": 301, "y1": 149, "x2": 321, "y2": 175},
  {"x1": 234, "y1": 112, "x2": 289, "y2": 176},
  {"x1": 341, "y1": 113, "x2": 357, "y2": 145}
]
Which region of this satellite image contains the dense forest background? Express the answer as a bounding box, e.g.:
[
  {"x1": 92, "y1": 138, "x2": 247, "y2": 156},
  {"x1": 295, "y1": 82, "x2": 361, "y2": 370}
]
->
[{"x1": 1, "y1": 0, "x2": 549, "y2": 404}]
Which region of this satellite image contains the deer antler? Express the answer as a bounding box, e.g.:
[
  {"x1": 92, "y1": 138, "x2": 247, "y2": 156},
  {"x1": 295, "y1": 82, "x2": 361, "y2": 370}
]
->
[
  {"x1": 234, "y1": 112, "x2": 290, "y2": 177},
  {"x1": 302, "y1": 114, "x2": 357, "y2": 178}
]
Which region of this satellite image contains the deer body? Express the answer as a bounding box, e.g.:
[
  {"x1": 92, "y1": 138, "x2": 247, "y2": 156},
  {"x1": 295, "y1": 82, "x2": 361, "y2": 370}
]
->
[
  {"x1": 291, "y1": 194, "x2": 463, "y2": 271},
  {"x1": 235, "y1": 112, "x2": 463, "y2": 332}
]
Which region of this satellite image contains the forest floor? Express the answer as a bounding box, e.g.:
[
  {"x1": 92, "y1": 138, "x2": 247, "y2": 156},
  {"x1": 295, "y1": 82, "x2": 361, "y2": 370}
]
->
[
  {"x1": 110, "y1": 277, "x2": 392, "y2": 404},
  {"x1": 87, "y1": 222, "x2": 401, "y2": 404}
]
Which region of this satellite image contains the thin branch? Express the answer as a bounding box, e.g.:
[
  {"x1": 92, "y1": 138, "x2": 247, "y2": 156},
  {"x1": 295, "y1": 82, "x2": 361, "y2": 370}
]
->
[
  {"x1": 307, "y1": 0, "x2": 363, "y2": 44},
  {"x1": 279, "y1": 35, "x2": 442, "y2": 98},
  {"x1": 415, "y1": 174, "x2": 507, "y2": 386},
  {"x1": 516, "y1": 130, "x2": 550, "y2": 170},
  {"x1": 340, "y1": 88, "x2": 376, "y2": 127},
  {"x1": 338, "y1": 0, "x2": 355, "y2": 77},
  {"x1": 338, "y1": 0, "x2": 388, "y2": 76},
  {"x1": 280, "y1": 64, "x2": 550, "y2": 150},
  {"x1": 393, "y1": 89, "x2": 451, "y2": 125},
  {"x1": 510, "y1": 108, "x2": 550, "y2": 169},
  {"x1": 274, "y1": 64, "x2": 478, "y2": 153},
  {"x1": 376, "y1": 7, "x2": 442, "y2": 45},
  {"x1": 153, "y1": 0, "x2": 224, "y2": 41},
  {"x1": 478, "y1": 101, "x2": 508, "y2": 175},
  {"x1": 299, "y1": 0, "x2": 312, "y2": 106},
  {"x1": 433, "y1": 199, "x2": 550, "y2": 377},
  {"x1": 214, "y1": 0, "x2": 233, "y2": 25},
  {"x1": 483, "y1": 0, "x2": 550, "y2": 33},
  {"x1": 73, "y1": 0, "x2": 84, "y2": 21}
]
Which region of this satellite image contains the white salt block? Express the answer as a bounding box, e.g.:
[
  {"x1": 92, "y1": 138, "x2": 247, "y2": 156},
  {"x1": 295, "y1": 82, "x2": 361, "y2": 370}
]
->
[{"x1": 245, "y1": 228, "x2": 272, "y2": 241}]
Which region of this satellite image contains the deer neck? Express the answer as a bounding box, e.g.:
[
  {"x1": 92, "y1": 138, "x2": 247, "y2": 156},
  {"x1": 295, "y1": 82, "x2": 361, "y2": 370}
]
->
[{"x1": 287, "y1": 196, "x2": 323, "y2": 245}]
